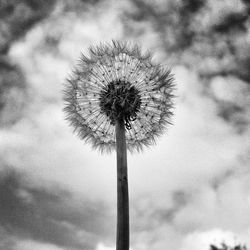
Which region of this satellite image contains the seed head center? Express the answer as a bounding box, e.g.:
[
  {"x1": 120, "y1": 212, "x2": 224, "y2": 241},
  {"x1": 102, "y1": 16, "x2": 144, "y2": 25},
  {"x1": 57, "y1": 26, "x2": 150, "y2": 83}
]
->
[{"x1": 99, "y1": 80, "x2": 141, "y2": 128}]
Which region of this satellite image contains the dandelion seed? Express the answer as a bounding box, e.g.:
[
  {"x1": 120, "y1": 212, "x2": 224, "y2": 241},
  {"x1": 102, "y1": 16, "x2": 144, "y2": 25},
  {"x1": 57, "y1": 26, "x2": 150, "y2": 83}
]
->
[{"x1": 63, "y1": 41, "x2": 175, "y2": 152}]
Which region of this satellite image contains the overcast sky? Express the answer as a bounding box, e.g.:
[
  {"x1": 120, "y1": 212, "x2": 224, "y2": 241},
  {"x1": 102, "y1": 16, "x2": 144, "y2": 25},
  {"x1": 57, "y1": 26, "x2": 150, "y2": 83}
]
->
[{"x1": 0, "y1": 0, "x2": 250, "y2": 250}]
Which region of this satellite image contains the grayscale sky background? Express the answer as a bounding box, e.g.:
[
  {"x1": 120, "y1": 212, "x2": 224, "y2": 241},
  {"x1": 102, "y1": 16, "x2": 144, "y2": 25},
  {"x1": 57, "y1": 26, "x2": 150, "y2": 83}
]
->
[{"x1": 0, "y1": 0, "x2": 250, "y2": 250}]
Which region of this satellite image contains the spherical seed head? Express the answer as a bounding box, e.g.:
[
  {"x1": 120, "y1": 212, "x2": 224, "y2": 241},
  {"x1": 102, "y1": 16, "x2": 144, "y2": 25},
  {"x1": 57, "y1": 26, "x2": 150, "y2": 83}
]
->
[{"x1": 63, "y1": 41, "x2": 175, "y2": 152}]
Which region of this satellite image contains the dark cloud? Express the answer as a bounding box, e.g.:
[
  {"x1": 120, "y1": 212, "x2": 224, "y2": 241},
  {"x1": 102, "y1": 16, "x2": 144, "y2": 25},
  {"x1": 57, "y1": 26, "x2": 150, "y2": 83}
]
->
[
  {"x1": 124, "y1": 0, "x2": 206, "y2": 50},
  {"x1": 0, "y1": 0, "x2": 57, "y2": 126},
  {"x1": 0, "y1": 0, "x2": 56, "y2": 54},
  {"x1": 47, "y1": 0, "x2": 105, "y2": 21},
  {"x1": 0, "y1": 169, "x2": 114, "y2": 250},
  {"x1": 0, "y1": 170, "x2": 77, "y2": 248},
  {"x1": 217, "y1": 102, "x2": 248, "y2": 134},
  {"x1": 180, "y1": 0, "x2": 205, "y2": 13},
  {"x1": 0, "y1": 57, "x2": 27, "y2": 126},
  {"x1": 212, "y1": 12, "x2": 248, "y2": 33}
]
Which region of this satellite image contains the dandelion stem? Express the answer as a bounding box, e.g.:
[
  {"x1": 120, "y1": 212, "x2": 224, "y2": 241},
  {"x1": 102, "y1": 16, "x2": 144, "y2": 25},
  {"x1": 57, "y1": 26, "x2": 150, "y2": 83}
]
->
[{"x1": 116, "y1": 119, "x2": 129, "y2": 250}]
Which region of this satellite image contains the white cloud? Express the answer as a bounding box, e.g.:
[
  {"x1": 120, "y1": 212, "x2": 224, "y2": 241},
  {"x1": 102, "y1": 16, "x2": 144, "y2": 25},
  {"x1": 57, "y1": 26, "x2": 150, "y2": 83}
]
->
[
  {"x1": 181, "y1": 228, "x2": 250, "y2": 250},
  {"x1": 96, "y1": 243, "x2": 115, "y2": 250},
  {"x1": 131, "y1": 224, "x2": 182, "y2": 250},
  {"x1": 210, "y1": 76, "x2": 248, "y2": 103},
  {"x1": 96, "y1": 242, "x2": 134, "y2": 250},
  {"x1": 15, "y1": 239, "x2": 64, "y2": 250}
]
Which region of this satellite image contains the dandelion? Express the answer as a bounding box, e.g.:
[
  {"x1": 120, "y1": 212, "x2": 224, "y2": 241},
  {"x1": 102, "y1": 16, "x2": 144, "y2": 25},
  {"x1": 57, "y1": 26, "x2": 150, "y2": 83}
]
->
[{"x1": 63, "y1": 41, "x2": 175, "y2": 250}]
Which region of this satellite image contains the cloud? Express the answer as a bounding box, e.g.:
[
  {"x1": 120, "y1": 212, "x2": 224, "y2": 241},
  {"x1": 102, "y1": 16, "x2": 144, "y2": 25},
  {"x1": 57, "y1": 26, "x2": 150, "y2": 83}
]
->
[
  {"x1": 181, "y1": 228, "x2": 250, "y2": 250},
  {"x1": 0, "y1": 0, "x2": 250, "y2": 249},
  {"x1": 0, "y1": 0, "x2": 56, "y2": 54},
  {"x1": 0, "y1": 169, "x2": 115, "y2": 249},
  {"x1": 96, "y1": 243, "x2": 115, "y2": 250},
  {"x1": 14, "y1": 240, "x2": 65, "y2": 250},
  {"x1": 95, "y1": 243, "x2": 135, "y2": 250},
  {"x1": 0, "y1": 58, "x2": 27, "y2": 126}
]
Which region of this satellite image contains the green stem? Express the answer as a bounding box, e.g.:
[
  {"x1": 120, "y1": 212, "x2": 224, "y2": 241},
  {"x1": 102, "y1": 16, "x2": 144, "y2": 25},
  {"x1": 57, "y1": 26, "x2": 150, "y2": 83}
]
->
[{"x1": 116, "y1": 119, "x2": 129, "y2": 250}]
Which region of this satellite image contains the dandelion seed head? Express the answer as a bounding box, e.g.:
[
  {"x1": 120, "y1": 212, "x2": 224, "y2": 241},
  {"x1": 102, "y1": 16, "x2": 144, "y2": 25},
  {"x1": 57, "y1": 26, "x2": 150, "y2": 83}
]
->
[{"x1": 63, "y1": 41, "x2": 175, "y2": 152}]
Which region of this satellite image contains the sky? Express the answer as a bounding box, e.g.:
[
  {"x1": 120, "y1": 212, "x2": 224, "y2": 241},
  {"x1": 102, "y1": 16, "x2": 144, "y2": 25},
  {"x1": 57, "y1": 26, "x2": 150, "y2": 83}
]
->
[{"x1": 0, "y1": 0, "x2": 250, "y2": 250}]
